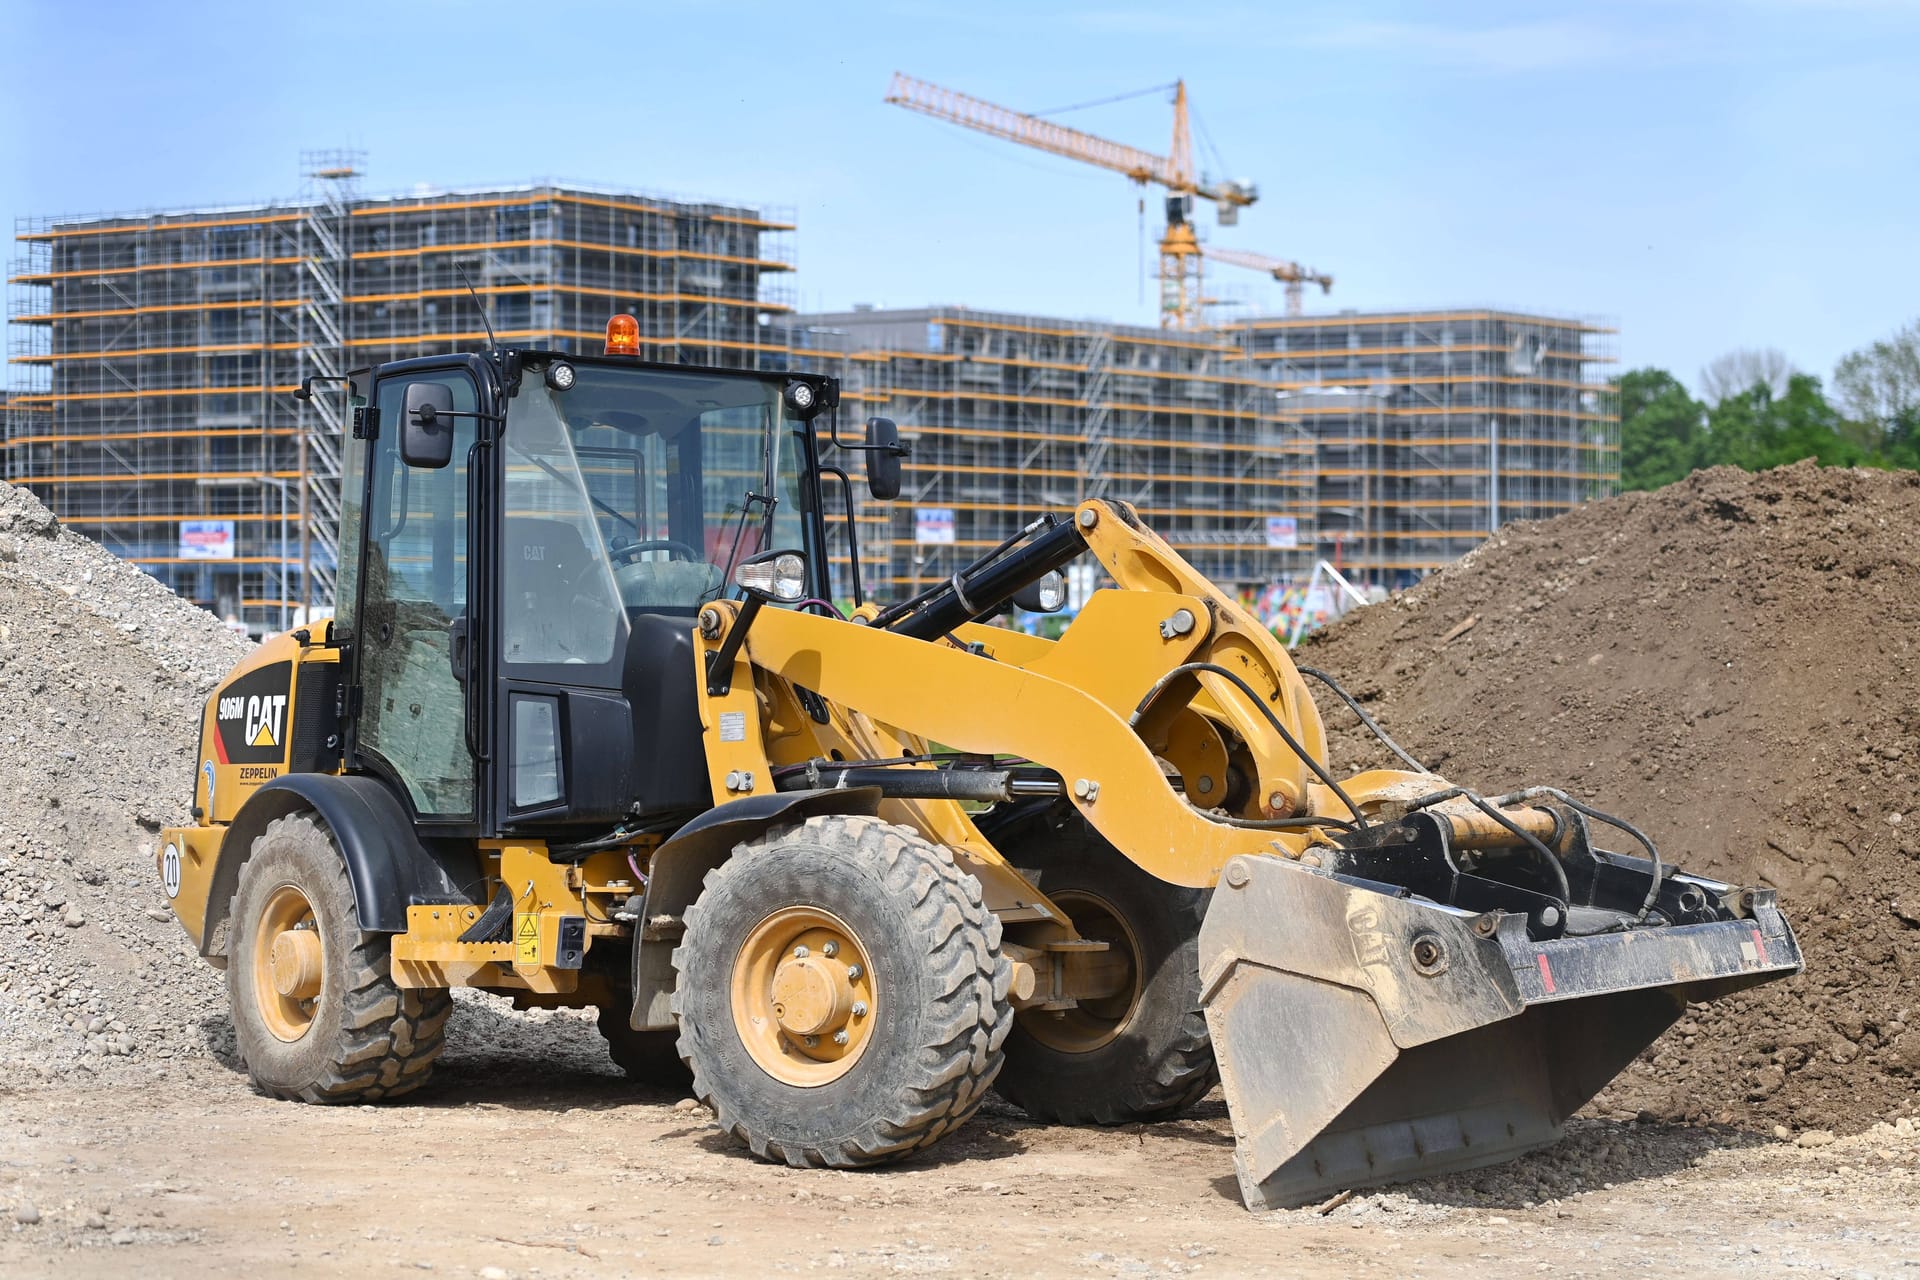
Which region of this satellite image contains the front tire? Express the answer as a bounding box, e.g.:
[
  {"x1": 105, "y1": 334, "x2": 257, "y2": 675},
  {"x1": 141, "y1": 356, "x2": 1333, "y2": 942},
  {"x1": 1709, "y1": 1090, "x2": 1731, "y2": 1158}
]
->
[
  {"x1": 672, "y1": 815, "x2": 1013, "y2": 1167},
  {"x1": 226, "y1": 814, "x2": 451, "y2": 1102},
  {"x1": 988, "y1": 802, "x2": 1218, "y2": 1124}
]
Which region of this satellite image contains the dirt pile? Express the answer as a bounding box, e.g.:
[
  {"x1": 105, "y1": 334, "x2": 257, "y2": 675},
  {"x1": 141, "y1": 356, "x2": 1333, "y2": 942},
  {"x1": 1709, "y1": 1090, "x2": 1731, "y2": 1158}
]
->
[
  {"x1": 0, "y1": 480, "x2": 252, "y2": 1077},
  {"x1": 1304, "y1": 461, "x2": 1920, "y2": 1134}
]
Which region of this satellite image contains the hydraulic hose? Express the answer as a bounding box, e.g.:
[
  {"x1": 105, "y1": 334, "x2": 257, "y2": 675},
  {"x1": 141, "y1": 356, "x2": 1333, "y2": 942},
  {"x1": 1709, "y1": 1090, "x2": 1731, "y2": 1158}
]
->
[
  {"x1": 1293, "y1": 664, "x2": 1432, "y2": 775},
  {"x1": 1493, "y1": 786, "x2": 1665, "y2": 921},
  {"x1": 1405, "y1": 787, "x2": 1573, "y2": 907},
  {"x1": 1130, "y1": 661, "x2": 1370, "y2": 828},
  {"x1": 1297, "y1": 662, "x2": 1660, "y2": 920}
]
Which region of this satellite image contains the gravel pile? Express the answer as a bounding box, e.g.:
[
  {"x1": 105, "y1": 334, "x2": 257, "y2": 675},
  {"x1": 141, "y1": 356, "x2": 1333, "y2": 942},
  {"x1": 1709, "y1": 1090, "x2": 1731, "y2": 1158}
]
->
[
  {"x1": 1304, "y1": 462, "x2": 1920, "y2": 1134},
  {"x1": 0, "y1": 480, "x2": 251, "y2": 1080}
]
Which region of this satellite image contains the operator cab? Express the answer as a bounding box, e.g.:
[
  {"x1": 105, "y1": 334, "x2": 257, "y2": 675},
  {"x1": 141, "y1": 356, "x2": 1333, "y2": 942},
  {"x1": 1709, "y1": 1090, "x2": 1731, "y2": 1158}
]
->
[{"x1": 327, "y1": 319, "x2": 876, "y2": 844}]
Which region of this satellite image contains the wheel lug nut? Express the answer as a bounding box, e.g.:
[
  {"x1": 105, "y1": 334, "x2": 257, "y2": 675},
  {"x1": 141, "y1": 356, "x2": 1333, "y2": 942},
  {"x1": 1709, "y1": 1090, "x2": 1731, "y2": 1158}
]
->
[
  {"x1": 833, "y1": 1030, "x2": 849, "y2": 1045},
  {"x1": 846, "y1": 964, "x2": 862, "y2": 980},
  {"x1": 804, "y1": 1035, "x2": 819, "y2": 1048},
  {"x1": 822, "y1": 941, "x2": 838, "y2": 958},
  {"x1": 851, "y1": 1002, "x2": 868, "y2": 1017},
  {"x1": 793, "y1": 945, "x2": 809, "y2": 958}
]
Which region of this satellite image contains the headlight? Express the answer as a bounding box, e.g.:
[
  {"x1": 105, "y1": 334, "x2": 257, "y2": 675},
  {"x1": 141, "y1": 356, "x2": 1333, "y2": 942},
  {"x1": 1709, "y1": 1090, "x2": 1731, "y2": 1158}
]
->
[
  {"x1": 734, "y1": 550, "x2": 808, "y2": 602},
  {"x1": 545, "y1": 361, "x2": 576, "y2": 392},
  {"x1": 1011, "y1": 570, "x2": 1068, "y2": 614}
]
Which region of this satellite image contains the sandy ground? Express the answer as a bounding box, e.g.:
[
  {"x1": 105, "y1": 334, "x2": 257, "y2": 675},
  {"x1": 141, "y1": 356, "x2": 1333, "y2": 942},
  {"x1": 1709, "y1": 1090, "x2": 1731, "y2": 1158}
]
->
[{"x1": 4, "y1": 1007, "x2": 1918, "y2": 1280}]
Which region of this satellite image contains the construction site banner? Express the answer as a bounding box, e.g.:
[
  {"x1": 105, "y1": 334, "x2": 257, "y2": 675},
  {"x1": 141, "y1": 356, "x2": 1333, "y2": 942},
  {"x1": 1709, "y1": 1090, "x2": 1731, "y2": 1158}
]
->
[
  {"x1": 179, "y1": 520, "x2": 236, "y2": 561},
  {"x1": 915, "y1": 507, "x2": 957, "y2": 545}
]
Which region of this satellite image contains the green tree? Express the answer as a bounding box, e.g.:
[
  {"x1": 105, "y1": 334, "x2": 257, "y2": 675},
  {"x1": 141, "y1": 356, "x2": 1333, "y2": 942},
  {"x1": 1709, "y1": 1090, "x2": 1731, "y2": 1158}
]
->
[
  {"x1": 1618, "y1": 367, "x2": 1706, "y2": 491},
  {"x1": 1701, "y1": 373, "x2": 1860, "y2": 470},
  {"x1": 1833, "y1": 320, "x2": 1920, "y2": 468}
]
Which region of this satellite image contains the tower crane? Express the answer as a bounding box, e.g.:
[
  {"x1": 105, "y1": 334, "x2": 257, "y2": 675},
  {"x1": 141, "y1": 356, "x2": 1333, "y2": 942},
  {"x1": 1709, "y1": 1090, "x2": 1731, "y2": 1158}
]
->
[{"x1": 884, "y1": 71, "x2": 1331, "y2": 330}]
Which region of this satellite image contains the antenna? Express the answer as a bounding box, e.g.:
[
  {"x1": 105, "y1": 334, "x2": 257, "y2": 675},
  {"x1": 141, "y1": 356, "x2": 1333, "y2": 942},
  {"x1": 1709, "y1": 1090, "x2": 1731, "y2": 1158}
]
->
[{"x1": 455, "y1": 264, "x2": 497, "y2": 352}]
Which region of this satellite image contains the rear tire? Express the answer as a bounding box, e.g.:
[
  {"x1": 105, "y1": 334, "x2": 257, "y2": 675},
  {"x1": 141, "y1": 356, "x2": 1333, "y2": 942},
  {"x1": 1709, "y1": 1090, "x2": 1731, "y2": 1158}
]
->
[
  {"x1": 226, "y1": 814, "x2": 451, "y2": 1102},
  {"x1": 596, "y1": 1004, "x2": 694, "y2": 1090},
  {"x1": 672, "y1": 815, "x2": 1013, "y2": 1166},
  {"x1": 989, "y1": 802, "x2": 1218, "y2": 1124}
]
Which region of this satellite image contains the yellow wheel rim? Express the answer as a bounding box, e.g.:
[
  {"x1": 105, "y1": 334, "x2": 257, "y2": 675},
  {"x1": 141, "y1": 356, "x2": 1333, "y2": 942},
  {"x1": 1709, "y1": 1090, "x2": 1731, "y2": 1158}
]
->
[
  {"x1": 252, "y1": 884, "x2": 324, "y2": 1043},
  {"x1": 730, "y1": 906, "x2": 877, "y2": 1087},
  {"x1": 1020, "y1": 889, "x2": 1142, "y2": 1054}
]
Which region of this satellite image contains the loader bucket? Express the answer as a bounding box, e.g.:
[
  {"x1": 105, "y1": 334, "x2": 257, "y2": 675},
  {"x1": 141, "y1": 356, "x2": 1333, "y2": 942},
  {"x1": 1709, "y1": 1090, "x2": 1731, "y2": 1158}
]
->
[{"x1": 1199, "y1": 852, "x2": 1801, "y2": 1211}]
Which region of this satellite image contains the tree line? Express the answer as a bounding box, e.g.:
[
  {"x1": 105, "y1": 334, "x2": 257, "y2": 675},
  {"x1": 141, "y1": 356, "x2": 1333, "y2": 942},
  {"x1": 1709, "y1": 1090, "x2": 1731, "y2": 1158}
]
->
[{"x1": 1618, "y1": 319, "x2": 1920, "y2": 491}]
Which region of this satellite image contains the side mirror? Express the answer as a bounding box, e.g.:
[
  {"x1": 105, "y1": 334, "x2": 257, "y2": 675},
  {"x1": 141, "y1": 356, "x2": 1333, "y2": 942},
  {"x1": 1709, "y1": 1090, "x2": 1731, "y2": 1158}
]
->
[
  {"x1": 401, "y1": 382, "x2": 456, "y2": 469},
  {"x1": 866, "y1": 417, "x2": 903, "y2": 501},
  {"x1": 1011, "y1": 570, "x2": 1068, "y2": 614}
]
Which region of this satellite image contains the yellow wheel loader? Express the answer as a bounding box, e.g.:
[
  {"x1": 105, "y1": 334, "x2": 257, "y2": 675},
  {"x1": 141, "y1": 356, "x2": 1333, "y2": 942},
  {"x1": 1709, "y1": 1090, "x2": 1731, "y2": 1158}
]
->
[{"x1": 159, "y1": 321, "x2": 1800, "y2": 1207}]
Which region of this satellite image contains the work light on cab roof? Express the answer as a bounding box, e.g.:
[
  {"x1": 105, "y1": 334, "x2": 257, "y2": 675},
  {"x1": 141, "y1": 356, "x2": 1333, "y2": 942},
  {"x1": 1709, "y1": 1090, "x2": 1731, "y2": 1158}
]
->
[{"x1": 605, "y1": 313, "x2": 641, "y2": 356}]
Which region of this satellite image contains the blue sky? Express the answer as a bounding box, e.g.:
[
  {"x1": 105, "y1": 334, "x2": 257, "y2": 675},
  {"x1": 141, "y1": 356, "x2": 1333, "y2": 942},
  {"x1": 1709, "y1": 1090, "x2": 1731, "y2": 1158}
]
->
[{"x1": 4, "y1": 0, "x2": 1916, "y2": 393}]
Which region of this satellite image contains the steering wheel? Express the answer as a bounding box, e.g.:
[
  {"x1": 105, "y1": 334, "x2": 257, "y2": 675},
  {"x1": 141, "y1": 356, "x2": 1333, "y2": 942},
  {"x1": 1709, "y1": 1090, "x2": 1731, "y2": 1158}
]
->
[{"x1": 610, "y1": 538, "x2": 701, "y2": 565}]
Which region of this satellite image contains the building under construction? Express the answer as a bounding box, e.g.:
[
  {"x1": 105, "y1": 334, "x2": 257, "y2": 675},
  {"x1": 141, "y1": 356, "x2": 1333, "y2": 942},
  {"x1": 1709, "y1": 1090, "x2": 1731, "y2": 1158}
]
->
[
  {"x1": 3, "y1": 158, "x2": 794, "y2": 629},
  {"x1": 785, "y1": 306, "x2": 1319, "y2": 597},
  {"x1": 785, "y1": 305, "x2": 1616, "y2": 597},
  {"x1": 1237, "y1": 309, "x2": 1619, "y2": 579},
  {"x1": 6, "y1": 158, "x2": 1616, "y2": 627}
]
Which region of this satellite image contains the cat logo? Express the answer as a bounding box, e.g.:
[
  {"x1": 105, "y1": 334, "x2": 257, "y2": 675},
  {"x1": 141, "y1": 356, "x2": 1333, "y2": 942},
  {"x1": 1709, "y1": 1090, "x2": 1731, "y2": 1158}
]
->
[
  {"x1": 220, "y1": 691, "x2": 287, "y2": 747},
  {"x1": 212, "y1": 661, "x2": 295, "y2": 766},
  {"x1": 248, "y1": 696, "x2": 287, "y2": 747}
]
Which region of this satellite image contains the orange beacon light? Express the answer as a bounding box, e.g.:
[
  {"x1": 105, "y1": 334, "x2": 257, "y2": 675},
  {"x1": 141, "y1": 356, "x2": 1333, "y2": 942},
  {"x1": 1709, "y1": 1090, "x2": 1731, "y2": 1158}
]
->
[{"x1": 605, "y1": 314, "x2": 641, "y2": 356}]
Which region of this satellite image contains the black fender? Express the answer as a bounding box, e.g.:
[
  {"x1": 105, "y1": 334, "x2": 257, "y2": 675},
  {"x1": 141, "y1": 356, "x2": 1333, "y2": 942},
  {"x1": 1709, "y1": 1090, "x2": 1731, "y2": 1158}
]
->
[
  {"x1": 627, "y1": 786, "x2": 882, "y2": 1029},
  {"x1": 200, "y1": 774, "x2": 485, "y2": 960}
]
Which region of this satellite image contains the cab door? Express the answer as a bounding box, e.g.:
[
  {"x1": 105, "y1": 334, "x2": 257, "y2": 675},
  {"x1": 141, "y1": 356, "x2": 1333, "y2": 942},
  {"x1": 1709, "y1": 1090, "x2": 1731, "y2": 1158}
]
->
[{"x1": 345, "y1": 366, "x2": 482, "y2": 823}]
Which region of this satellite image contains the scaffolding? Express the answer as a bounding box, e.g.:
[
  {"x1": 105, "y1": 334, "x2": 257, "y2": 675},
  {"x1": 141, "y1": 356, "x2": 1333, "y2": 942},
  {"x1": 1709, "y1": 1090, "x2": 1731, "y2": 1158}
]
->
[
  {"x1": 5, "y1": 163, "x2": 1617, "y2": 628},
  {"x1": 787, "y1": 305, "x2": 1616, "y2": 601},
  {"x1": 787, "y1": 306, "x2": 1320, "y2": 597},
  {"x1": 4, "y1": 167, "x2": 795, "y2": 631},
  {"x1": 1236, "y1": 309, "x2": 1619, "y2": 583}
]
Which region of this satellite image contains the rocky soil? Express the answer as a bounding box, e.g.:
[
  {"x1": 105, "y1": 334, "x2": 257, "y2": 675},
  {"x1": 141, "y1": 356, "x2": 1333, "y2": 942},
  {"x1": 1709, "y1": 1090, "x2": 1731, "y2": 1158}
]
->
[
  {"x1": 0, "y1": 481, "x2": 250, "y2": 1080},
  {"x1": 1304, "y1": 462, "x2": 1920, "y2": 1135}
]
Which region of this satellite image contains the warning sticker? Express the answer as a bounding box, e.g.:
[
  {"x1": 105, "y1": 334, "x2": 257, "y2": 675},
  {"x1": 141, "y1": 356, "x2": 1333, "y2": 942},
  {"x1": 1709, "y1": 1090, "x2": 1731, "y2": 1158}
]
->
[
  {"x1": 515, "y1": 914, "x2": 540, "y2": 965},
  {"x1": 718, "y1": 711, "x2": 747, "y2": 743}
]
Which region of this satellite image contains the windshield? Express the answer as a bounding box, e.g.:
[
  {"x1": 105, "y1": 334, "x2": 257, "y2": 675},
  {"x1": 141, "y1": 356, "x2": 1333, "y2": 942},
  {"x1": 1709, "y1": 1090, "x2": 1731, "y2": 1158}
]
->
[{"x1": 503, "y1": 362, "x2": 809, "y2": 653}]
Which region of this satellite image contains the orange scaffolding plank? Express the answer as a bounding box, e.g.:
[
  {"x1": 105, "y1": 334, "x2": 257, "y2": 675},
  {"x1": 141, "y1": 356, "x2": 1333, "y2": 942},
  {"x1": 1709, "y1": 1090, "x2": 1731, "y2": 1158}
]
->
[
  {"x1": 348, "y1": 236, "x2": 793, "y2": 273},
  {"x1": 900, "y1": 421, "x2": 1310, "y2": 457},
  {"x1": 10, "y1": 255, "x2": 306, "y2": 284},
  {"x1": 10, "y1": 385, "x2": 299, "y2": 405},
  {"x1": 10, "y1": 469, "x2": 303, "y2": 484},
  {"x1": 342, "y1": 282, "x2": 790, "y2": 313},
  {"x1": 1240, "y1": 310, "x2": 1616, "y2": 334},
  {"x1": 18, "y1": 211, "x2": 308, "y2": 242},
  {"x1": 4, "y1": 426, "x2": 300, "y2": 448},
  {"x1": 16, "y1": 341, "x2": 304, "y2": 365}
]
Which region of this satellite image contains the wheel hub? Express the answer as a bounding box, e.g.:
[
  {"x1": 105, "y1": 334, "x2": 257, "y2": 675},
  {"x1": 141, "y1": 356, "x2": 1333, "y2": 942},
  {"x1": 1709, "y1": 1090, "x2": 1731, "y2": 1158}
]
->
[
  {"x1": 251, "y1": 884, "x2": 324, "y2": 1043},
  {"x1": 770, "y1": 954, "x2": 854, "y2": 1038},
  {"x1": 731, "y1": 907, "x2": 876, "y2": 1086},
  {"x1": 269, "y1": 928, "x2": 324, "y2": 1000}
]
